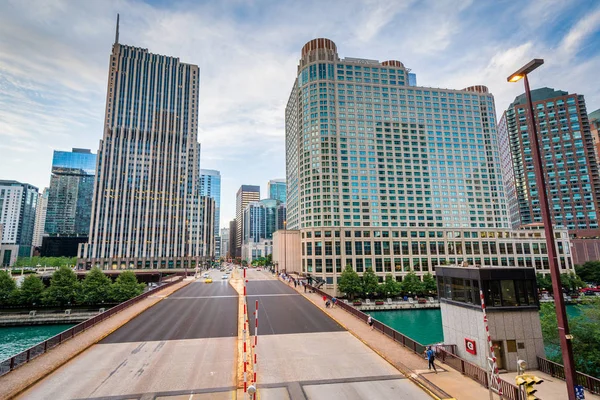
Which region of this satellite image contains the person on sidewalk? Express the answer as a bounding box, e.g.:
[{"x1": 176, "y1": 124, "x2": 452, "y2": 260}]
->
[
  {"x1": 331, "y1": 296, "x2": 337, "y2": 308},
  {"x1": 367, "y1": 315, "x2": 374, "y2": 330},
  {"x1": 425, "y1": 346, "x2": 438, "y2": 374}
]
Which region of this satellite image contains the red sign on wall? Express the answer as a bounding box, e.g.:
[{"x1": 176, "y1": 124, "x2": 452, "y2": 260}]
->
[{"x1": 465, "y1": 338, "x2": 477, "y2": 355}]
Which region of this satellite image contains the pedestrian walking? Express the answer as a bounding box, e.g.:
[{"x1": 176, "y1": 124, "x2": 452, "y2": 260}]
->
[
  {"x1": 424, "y1": 346, "x2": 437, "y2": 373},
  {"x1": 331, "y1": 296, "x2": 337, "y2": 308},
  {"x1": 326, "y1": 300, "x2": 331, "y2": 308},
  {"x1": 294, "y1": 279, "x2": 297, "y2": 288},
  {"x1": 322, "y1": 295, "x2": 328, "y2": 305},
  {"x1": 367, "y1": 315, "x2": 374, "y2": 330}
]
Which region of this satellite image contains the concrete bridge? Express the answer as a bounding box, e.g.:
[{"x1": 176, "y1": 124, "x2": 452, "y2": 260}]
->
[{"x1": 0, "y1": 268, "x2": 596, "y2": 400}]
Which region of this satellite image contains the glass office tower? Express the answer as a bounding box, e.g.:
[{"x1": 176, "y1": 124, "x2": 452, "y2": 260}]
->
[
  {"x1": 285, "y1": 39, "x2": 573, "y2": 289},
  {"x1": 267, "y1": 179, "x2": 287, "y2": 203},
  {"x1": 498, "y1": 88, "x2": 600, "y2": 237},
  {"x1": 0, "y1": 180, "x2": 38, "y2": 264},
  {"x1": 79, "y1": 25, "x2": 202, "y2": 270},
  {"x1": 45, "y1": 148, "x2": 96, "y2": 236},
  {"x1": 200, "y1": 169, "x2": 221, "y2": 256}
]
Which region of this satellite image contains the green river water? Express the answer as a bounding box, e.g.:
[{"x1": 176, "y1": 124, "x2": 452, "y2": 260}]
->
[
  {"x1": 370, "y1": 304, "x2": 583, "y2": 345},
  {"x1": 0, "y1": 324, "x2": 75, "y2": 361}
]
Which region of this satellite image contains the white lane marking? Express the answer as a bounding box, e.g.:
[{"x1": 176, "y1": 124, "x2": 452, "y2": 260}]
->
[{"x1": 167, "y1": 295, "x2": 238, "y2": 299}]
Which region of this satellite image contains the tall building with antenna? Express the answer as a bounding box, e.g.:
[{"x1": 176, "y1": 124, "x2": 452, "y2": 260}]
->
[{"x1": 78, "y1": 16, "x2": 203, "y2": 269}]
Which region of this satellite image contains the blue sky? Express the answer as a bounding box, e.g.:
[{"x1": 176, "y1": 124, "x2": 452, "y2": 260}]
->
[{"x1": 1, "y1": 0, "x2": 599, "y2": 229}]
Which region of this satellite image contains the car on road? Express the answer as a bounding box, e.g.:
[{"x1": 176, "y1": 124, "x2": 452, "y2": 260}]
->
[
  {"x1": 204, "y1": 278, "x2": 213, "y2": 283},
  {"x1": 222, "y1": 274, "x2": 228, "y2": 280}
]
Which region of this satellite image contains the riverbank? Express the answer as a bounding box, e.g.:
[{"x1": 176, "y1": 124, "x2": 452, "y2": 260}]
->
[{"x1": 0, "y1": 311, "x2": 100, "y2": 327}]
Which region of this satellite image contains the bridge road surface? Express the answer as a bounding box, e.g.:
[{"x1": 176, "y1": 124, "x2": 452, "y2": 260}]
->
[
  {"x1": 245, "y1": 270, "x2": 431, "y2": 400},
  {"x1": 19, "y1": 269, "x2": 239, "y2": 400}
]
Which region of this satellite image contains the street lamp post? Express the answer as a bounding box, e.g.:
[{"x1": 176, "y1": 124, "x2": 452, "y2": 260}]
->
[
  {"x1": 508, "y1": 58, "x2": 577, "y2": 400},
  {"x1": 283, "y1": 220, "x2": 287, "y2": 275}
]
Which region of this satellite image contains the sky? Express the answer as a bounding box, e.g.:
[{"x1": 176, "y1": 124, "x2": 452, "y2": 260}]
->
[{"x1": 1, "y1": 0, "x2": 600, "y2": 229}]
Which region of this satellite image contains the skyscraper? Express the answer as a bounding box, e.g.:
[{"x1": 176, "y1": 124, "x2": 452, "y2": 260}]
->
[
  {"x1": 220, "y1": 227, "x2": 230, "y2": 258},
  {"x1": 32, "y1": 188, "x2": 49, "y2": 248},
  {"x1": 199, "y1": 196, "x2": 215, "y2": 261},
  {"x1": 589, "y1": 108, "x2": 600, "y2": 164},
  {"x1": 235, "y1": 185, "x2": 260, "y2": 257},
  {"x1": 200, "y1": 169, "x2": 221, "y2": 256},
  {"x1": 267, "y1": 179, "x2": 286, "y2": 203},
  {"x1": 229, "y1": 219, "x2": 237, "y2": 260},
  {"x1": 498, "y1": 88, "x2": 600, "y2": 236},
  {"x1": 45, "y1": 148, "x2": 96, "y2": 236},
  {"x1": 79, "y1": 19, "x2": 202, "y2": 269},
  {"x1": 284, "y1": 39, "x2": 573, "y2": 289},
  {"x1": 0, "y1": 180, "x2": 38, "y2": 265}
]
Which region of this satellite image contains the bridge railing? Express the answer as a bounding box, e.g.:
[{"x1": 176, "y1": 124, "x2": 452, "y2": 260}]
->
[
  {"x1": 0, "y1": 277, "x2": 183, "y2": 377},
  {"x1": 306, "y1": 285, "x2": 520, "y2": 399},
  {"x1": 537, "y1": 356, "x2": 600, "y2": 394}
]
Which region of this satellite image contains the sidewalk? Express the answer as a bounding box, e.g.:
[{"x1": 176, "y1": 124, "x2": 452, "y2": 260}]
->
[
  {"x1": 502, "y1": 371, "x2": 600, "y2": 400},
  {"x1": 0, "y1": 278, "x2": 192, "y2": 400},
  {"x1": 288, "y1": 281, "x2": 491, "y2": 400}
]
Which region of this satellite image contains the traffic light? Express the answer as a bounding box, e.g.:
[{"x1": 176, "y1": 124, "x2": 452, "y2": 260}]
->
[{"x1": 515, "y1": 374, "x2": 544, "y2": 400}]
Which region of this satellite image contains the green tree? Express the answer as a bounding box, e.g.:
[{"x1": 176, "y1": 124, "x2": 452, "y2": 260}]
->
[
  {"x1": 422, "y1": 273, "x2": 437, "y2": 294},
  {"x1": 361, "y1": 267, "x2": 379, "y2": 298},
  {"x1": 575, "y1": 261, "x2": 600, "y2": 284},
  {"x1": 0, "y1": 270, "x2": 17, "y2": 306},
  {"x1": 18, "y1": 275, "x2": 45, "y2": 306},
  {"x1": 560, "y1": 273, "x2": 586, "y2": 292},
  {"x1": 79, "y1": 268, "x2": 113, "y2": 305},
  {"x1": 43, "y1": 266, "x2": 80, "y2": 306},
  {"x1": 401, "y1": 272, "x2": 425, "y2": 296},
  {"x1": 540, "y1": 299, "x2": 600, "y2": 377},
  {"x1": 338, "y1": 265, "x2": 362, "y2": 300},
  {"x1": 380, "y1": 274, "x2": 401, "y2": 297},
  {"x1": 536, "y1": 273, "x2": 552, "y2": 291},
  {"x1": 111, "y1": 271, "x2": 145, "y2": 303}
]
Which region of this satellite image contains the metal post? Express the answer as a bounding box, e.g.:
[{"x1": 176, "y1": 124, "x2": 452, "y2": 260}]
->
[
  {"x1": 284, "y1": 221, "x2": 287, "y2": 275},
  {"x1": 523, "y1": 74, "x2": 577, "y2": 400}
]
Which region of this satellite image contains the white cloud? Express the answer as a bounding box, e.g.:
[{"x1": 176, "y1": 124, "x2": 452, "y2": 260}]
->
[{"x1": 0, "y1": 0, "x2": 599, "y2": 227}]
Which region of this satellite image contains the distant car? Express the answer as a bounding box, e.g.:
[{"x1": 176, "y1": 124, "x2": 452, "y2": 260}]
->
[
  {"x1": 222, "y1": 274, "x2": 228, "y2": 280},
  {"x1": 203, "y1": 273, "x2": 209, "y2": 278},
  {"x1": 205, "y1": 278, "x2": 213, "y2": 283}
]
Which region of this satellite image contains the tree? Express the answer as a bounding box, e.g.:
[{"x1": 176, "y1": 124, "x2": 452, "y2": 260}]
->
[
  {"x1": 111, "y1": 271, "x2": 145, "y2": 303},
  {"x1": 401, "y1": 272, "x2": 425, "y2": 296},
  {"x1": 380, "y1": 274, "x2": 401, "y2": 297},
  {"x1": 540, "y1": 299, "x2": 600, "y2": 378},
  {"x1": 79, "y1": 268, "x2": 113, "y2": 305},
  {"x1": 338, "y1": 265, "x2": 362, "y2": 299},
  {"x1": 576, "y1": 261, "x2": 600, "y2": 285},
  {"x1": 560, "y1": 273, "x2": 586, "y2": 292},
  {"x1": 361, "y1": 267, "x2": 379, "y2": 298},
  {"x1": 422, "y1": 273, "x2": 437, "y2": 294},
  {"x1": 18, "y1": 275, "x2": 45, "y2": 306},
  {"x1": 0, "y1": 270, "x2": 17, "y2": 306},
  {"x1": 536, "y1": 273, "x2": 552, "y2": 291},
  {"x1": 43, "y1": 266, "x2": 80, "y2": 306}
]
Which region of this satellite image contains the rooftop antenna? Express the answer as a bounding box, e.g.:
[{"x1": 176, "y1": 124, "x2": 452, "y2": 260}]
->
[{"x1": 115, "y1": 13, "x2": 120, "y2": 45}]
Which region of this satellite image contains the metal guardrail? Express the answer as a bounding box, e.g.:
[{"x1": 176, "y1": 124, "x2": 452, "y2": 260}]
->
[
  {"x1": 307, "y1": 285, "x2": 520, "y2": 399},
  {"x1": 537, "y1": 356, "x2": 600, "y2": 394},
  {"x1": 0, "y1": 278, "x2": 182, "y2": 377}
]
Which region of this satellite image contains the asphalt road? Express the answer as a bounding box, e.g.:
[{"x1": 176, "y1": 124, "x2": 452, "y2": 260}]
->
[
  {"x1": 102, "y1": 271, "x2": 238, "y2": 343},
  {"x1": 246, "y1": 280, "x2": 344, "y2": 336}
]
